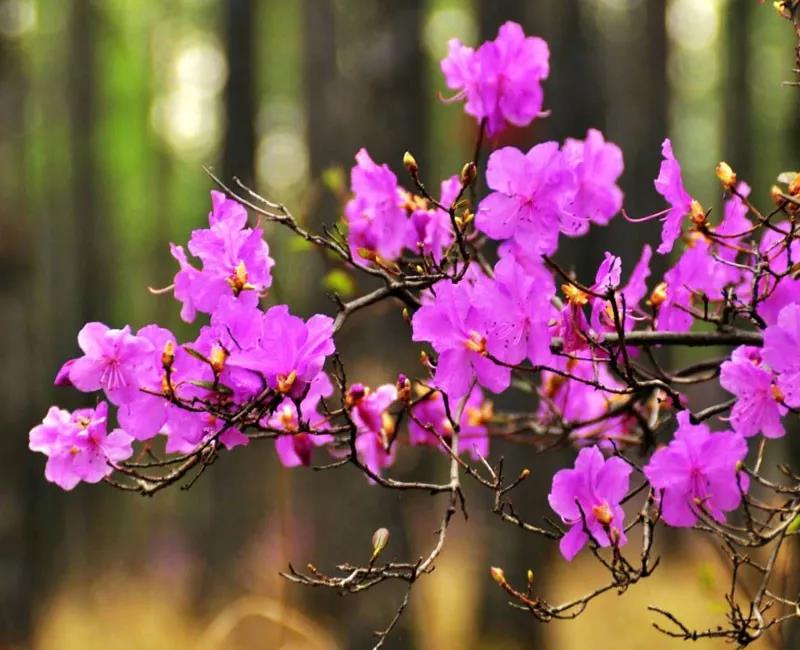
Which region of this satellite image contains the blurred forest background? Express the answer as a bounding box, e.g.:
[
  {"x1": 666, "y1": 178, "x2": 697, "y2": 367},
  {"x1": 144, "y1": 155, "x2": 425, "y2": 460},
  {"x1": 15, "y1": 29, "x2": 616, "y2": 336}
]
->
[{"x1": 1, "y1": 0, "x2": 799, "y2": 648}]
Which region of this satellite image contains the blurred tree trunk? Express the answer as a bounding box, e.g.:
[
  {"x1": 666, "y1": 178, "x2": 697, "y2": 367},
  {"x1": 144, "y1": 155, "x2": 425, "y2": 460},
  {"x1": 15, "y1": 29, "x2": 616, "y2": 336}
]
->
[
  {"x1": 223, "y1": 0, "x2": 255, "y2": 184},
  {"x1": 305, "y1": 0, "x2": 425, "y2": 180},
  {"x1": 0, "y1": 29, "x2": 32, "y2": 645},
  {"x1": 70, "y1": 0, "x2": 106, "y2": 322},
  {"x1": 725, "y1": 1, "x2": 753, "y2": 181}
]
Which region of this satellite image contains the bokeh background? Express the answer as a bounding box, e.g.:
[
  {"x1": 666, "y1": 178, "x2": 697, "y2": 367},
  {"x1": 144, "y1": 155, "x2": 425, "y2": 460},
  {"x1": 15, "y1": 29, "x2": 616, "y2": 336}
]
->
[{"x1": 1, "y1": 0, "x2": 800, "y2": 648}]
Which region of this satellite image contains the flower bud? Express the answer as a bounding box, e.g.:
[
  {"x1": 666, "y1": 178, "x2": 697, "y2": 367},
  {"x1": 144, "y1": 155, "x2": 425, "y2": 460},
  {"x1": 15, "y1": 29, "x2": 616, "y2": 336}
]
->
[
  {"x1": 489, "y1": 566, "x2": 506, "y2": 586},
  {"x1": 771, "y1": 185, "x2": 785, "y2": 206},
  {"x1": 715, "y1": 162, "x2": 736, "y2": 189},
  {"x1": 527, "y1": 569, "x2": 534, "y2": 586},
  {"x1": 371, "y1": 527, "x2": 390, "y2": 561},
  {"x1": 774, "y1": 1, "x2": 791, "y2": 18},
  {"x1": 403, "y1": 151, "x2": 419, "y2": 175},
  {"x1": 420, "y1": 350, "x2": 430, "y2": 367},
  {"x1": 356, "y1": 247, "x2": 378, "y2": 263},
  {"x1": 402, "y1": 307, "x2": 410, "y2": 323},
  {"x1": 380, "y1": 412, "x2": 396, "y2": 448},
  {"x1": 396, "y1": 373, "x2": 411, "y2": 402},
  {"x1": 346, "y1": 383, "x2": 369, "y2": 407},
  {"x1": 789, "y1": 172, "x2": 800, "y2": 196},
  {"x1": 689, "y1": 200, "x2": 706, "y2": 226},
  {"x1": 161, "y1": 340, "x2": 175, "y2": 369},
  {"x1": 460, "y1": 161, "x2": 477, "y2": 186},
  {"x1": 649, "y1": 282, "x2": 668, "y2": 307},
  {"x1": 209, "y1": 345, "x2": 228, "y2": 375}
]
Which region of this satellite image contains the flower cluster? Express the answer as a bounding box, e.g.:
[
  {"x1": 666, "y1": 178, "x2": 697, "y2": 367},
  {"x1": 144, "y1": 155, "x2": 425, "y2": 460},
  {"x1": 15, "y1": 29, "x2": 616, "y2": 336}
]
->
[
  {"x1": 27, "y1": 14, "x2": 800, "y2": 645},
  {"x1": 344, "y1": 148, "x2": 459, "y2": 266}
]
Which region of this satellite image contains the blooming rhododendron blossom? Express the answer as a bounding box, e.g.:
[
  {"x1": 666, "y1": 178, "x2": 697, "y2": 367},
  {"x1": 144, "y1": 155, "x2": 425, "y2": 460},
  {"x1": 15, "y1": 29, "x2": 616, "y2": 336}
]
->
[
  {"x1": 411, "y1": 270, "x2": 510, "y2": 399},
  {"x1": 408, "y1": 385, "x2": 490, "y2": 460},
  {"x1": 548, "y1": 445, "x2": 632, "y2": 560},
  {"x1": 589, "y1": 245, "x2": 652, "y2": 337},
  {"x1": 654, "y1": 233, "x2": 739, "y2": 333},
  {"x1": 405, "y1": 175, "x2": 459, "y2": 262},
  {"x1": 441, "y1": 21, "x2": 549, "y2": 136},
  {"x1": 171, "y1": 191, "x2": 274, "y2": 322},
  {"x1": 269, "y1": 373, "x2": 334, "y2": 468},
  {"x1": 475, "y1": 254, "x2": 555, "y2": 365},
  {"x1": 68, "y1": 322, "x2": 155, "y2": 406},
  {"x1": 344, "y1": 148, "x2": 408, "y2": 265},
  {"x1": 653, "y1": 138, "x2": 696, "y2": 255},
  {"x1": 227, "y1": 304, "x2": 335, "y2": 400},
  {"x1": 29, "y1": 402, "x2": 133, "y2": 490},
  {"x1": 561, "y1": 128, "x2": 624, "y2": 232},
  {"x1": 762, "y1": 302, "x2": 800, "y2": 408},
  {"x1": 349, "y1": 384, "x2": 398, "y2": 476},
  {"x1": 643, "y1": 412, "x2": 748, "y2": 527},
  {"x1": 475, "y1": 143, "x2": 573, "y2": 255},
  {"x1": 720, "y1": 346, "x2": 786, "y2": 439}
]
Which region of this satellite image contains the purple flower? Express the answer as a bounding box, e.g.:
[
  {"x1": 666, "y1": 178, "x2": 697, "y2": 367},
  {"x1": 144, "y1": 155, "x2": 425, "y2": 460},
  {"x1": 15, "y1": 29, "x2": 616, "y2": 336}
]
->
[
  {"x1": 29, "y1": 402, "x2": 133, "y2": 490},
  {"x1": 115, "y1": 324, "x2": 178, "y2": 441},
  {"x1": 408, "y1": 385, "x2": 490, "y2": 461},
  {"x1": 344, "y1": 148, "x2": 408, "y2": 265},
  {"x1": 441, "y1": 21, "x2": 549, "y2": 136},
  {"x1": 411, "y1": 269, "x2": 510, "y2": 399},
  {"x1": 227, "y1": 304, "x2": 335, "y2": 399},
  {"x1": 269, "y1": 373, "x2": 334, "y2": 468},
  {"x1": 405, "y1": 175, "x2": 459, "y2": 262},
  {"x1": 752, "y1": 225, "x2": 800, "y2": 325},
  {"x1": 537, "y1": 357, "x2": 623, "y2": 430},
  {"x1": 763, "y1": 302, "x2": 800, "y2": 408},
  {"x1": 171, "y1": 191, "x2": 274, "y2": 322},
  {"x1": 561, "y1": 129, "x2": 624, "y2": 233},
  {"x1": 350, "y1": 384, "x2": 398, "y2": 476},
  {"x1": 655, "y1": 235, "x2": 739, "y2": 332},
  {"x1": 474, "y1": 254, "x2": 555, "y2": 365},
  {"x1": 548, "y1": 446, "x2": 632, "y2": 561},
  {"x1": 654, "y1": 138, "x2": 695, "y2": 255},
  {"x1": 720, "y1": 346, "x2": 786, "y2": 439},
  {"x1": 475, "y1": 143, "x2": 574, "y2": 255},
  {"x1": 68, "y1": 322, "x2": 155, "y2": 405},
  {"x1": 589, "y1": 246, "x2": 652, "y2": 336},
  {"x1": 643, "y1": 412, "x2": 748, "y2": 527}
]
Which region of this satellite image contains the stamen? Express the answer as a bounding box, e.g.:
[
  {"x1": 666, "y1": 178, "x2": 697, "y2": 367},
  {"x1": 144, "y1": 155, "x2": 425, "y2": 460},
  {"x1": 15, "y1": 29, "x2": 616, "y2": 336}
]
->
[{"x1": 621, "y1": 207, "x2": 670, "y2": 223}]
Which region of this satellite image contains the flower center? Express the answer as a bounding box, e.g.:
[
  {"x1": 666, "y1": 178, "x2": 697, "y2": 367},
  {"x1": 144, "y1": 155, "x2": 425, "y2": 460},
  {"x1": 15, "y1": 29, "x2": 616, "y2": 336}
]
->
[
  {"x1": 561, "y1": 283, "x2": 588, "y2": 306},
  {"x1": 227, "y1": 261, "x2": 253, "y2": 295},
  {"x1": 277, "y1": 370, "x2": 298, "y2": 394},
  {"x1": 464, "y1": 330, "x2": 487, "y2": 354},
  {"x1": 592, "y1": 502, "x2": 613, "y2": 526}
]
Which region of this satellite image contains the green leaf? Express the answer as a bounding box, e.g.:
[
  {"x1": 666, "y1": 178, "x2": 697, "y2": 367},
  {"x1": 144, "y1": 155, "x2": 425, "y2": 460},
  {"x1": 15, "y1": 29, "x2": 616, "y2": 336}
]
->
[
  {"x1": 289, "y1": 237, "x2": 314, "y2": 253},
  {"x1": 322, "y1": 269, "x2": 356, "y2": 297},
  {"x1": 321, "y1": 165, "x2": 346, "y2": 194}
]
